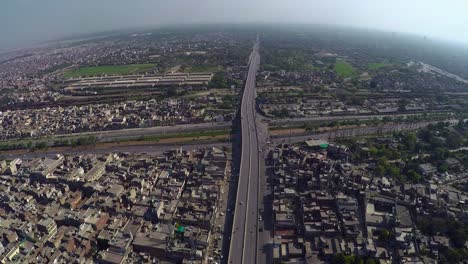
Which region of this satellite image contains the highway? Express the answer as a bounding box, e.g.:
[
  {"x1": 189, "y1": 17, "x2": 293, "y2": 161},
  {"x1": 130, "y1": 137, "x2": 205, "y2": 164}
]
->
[{"x1": 228, "y1": 39, "x2": 261, "y2": 264}]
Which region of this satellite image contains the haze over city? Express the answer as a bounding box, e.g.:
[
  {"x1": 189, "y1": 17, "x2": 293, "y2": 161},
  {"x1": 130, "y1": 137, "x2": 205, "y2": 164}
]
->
[
  {"x1": 2, "y1": 0, "x2": 468, "y2": 48},
  {"x1": 2, "y1": 1, "x2": 468, "y2": 264}
]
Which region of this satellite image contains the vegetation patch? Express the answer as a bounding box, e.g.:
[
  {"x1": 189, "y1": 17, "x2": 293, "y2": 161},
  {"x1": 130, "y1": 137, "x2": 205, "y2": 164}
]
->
[
  {"x1": 368, "y1": 62, "x2": 393, "y2": 70},
  {"x1": 261, "y1": 48, "x2": 316, "y2": 72},
  {"x1": 183, "y1": 64, "x2": 219, "y2": 73},
  {"x1": 334, "y1": 60, "x2": 358, "y2": 78},
  {"x1": 136, "y1": 130, "x2": 230, "y2": 142}
]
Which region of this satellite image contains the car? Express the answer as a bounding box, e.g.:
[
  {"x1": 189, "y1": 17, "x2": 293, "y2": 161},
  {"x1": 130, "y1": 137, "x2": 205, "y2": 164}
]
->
[
  {"x1": 259, "y1": 216, "x2": 263, "y2": 221},
  {"x1": 220, "y1": 212, "x2": 225, "y2": 216},
  {"x1": 259, "y1": 227, "x2": 263, "y2": 232},
  {"x1": 240, "y1": 201, "x2": 243, "y2": 205}
]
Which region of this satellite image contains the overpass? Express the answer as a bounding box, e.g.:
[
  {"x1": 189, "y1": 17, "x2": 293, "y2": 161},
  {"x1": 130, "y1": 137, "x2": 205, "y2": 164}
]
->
[{"x1": 228, "y1": 38, "x2": 261, "y2": 264}]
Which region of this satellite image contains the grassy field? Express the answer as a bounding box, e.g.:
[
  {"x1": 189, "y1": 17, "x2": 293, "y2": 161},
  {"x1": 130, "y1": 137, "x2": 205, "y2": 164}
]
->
[
  {"x1": 63, "y1": 64, "x2": 155, "y2": 78},
  {"x1": 0, "y1": 131, "x2": 231, "y2": 156},
  {"x1": 137, "y1": 130, "x2": 230, "y2": 142},
  {"x1": 183, "y1": 64, "x2": 219, "y2": 73},
  {"x1": 368, "y1": 62, "x2": 393, "y2": 70},
  {"x1": 334, "y1": 60, "x2": 358, "y2": 78},
  {"x1": 0, "y1": 129, "x2": 231, "y2": 154}
]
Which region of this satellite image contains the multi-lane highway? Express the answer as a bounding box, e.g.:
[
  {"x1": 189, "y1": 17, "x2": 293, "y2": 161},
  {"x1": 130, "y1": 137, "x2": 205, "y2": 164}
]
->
[{"x1": 228, "y1": 39, "x2": 261, "y2": 264}]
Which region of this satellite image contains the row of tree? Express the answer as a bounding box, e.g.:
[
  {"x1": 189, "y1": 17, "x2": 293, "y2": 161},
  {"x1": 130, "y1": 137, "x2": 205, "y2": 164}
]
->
[{"x1": 0, "y1": 136, "x2": 97, "y2": 151}]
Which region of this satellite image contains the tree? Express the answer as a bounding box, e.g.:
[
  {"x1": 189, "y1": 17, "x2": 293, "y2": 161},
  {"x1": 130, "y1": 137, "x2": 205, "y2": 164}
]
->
[
  {"x1": 332, "y1": 254, "x2": 378, "y2": 264},
  {"x1": 447, "y1": 132, "x2": 462, "y2": 148},
  {"x1": 403, "y1": 133, "x2": 417, "y2": 151},
  {"x1": 167, "y1": 87, "x2": 178, "y2": 97},
  {"x1": 0, "y1": 96, "x2": 11, "y2": 107},
  {"x1": 431, "y1": 147, "x2": 448, "y2": 162},
  {"x1": 419, "y1": 128, "x2": 433, "y2": 143},
  {"x1": 376, "y1": 165, "x2": 386, "y2": 176},
  {"x1": 398, "y1": 99, "x2": 408, "y2": 112},
  {"x1": 272, "y1": 108, "x2": 289, "y2": 118},
  {"x1": 387, "y1": 165, "x2": 401, "y2": 179},
  {"x1": 331, "y1": 254, "x2": 355, "y2": 264},
  {"x1": 456, "y1": 119, "x2": 466, "y2": 129},
  {"x1": 377, "y1": 228, "x2": 392, "y2": 241},
  {"x1": 365, "y1": 259, "x2": 378, "y2": 264},
  {"x1": 369, "y1": 147, "x2": 378, "y2": 156},
  {"x1": 75, "y1": 136, "x2": 97, "y2": 146},
  {"x1": 449, "y1": 228, "x2": 468, "y2": 248},
  {"x1": 442, "y1": 248, "x2": 465, "y2": 263},
  {"x1": 35, "y1": 142, "x2": 47, "y2": 149},
  {"x1": 407, "y1": 170, "x2": 422, "y2": 183},
  {"x1": 219, "y1": 95, "x2": 235, "y2": 109},
  {"x1": 209, "y1": 71, "x2": 228, "y2": 88}
]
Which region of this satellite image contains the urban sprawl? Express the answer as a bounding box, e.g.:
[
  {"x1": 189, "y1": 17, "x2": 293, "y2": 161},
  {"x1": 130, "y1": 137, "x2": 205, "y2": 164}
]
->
[{"x1": 0, "y1": 26, "x2": 468, "y2": 264}]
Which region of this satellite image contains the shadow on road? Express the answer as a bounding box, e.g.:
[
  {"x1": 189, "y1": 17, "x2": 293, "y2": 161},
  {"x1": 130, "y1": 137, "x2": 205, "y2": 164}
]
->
[{"x1": 221, "y1": 115, "x2": 242, "y2": 264}]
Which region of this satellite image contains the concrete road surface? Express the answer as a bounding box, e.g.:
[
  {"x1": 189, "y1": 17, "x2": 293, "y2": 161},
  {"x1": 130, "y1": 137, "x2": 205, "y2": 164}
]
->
[{"x1": 228, "y1": 38, "x2": 261, "y2": 264}]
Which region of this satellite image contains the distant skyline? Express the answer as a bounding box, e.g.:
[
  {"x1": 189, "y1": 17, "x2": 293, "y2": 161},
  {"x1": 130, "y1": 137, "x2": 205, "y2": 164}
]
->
[{"x1": 2, "y1": 0, "x2": 468, "y2": 48}]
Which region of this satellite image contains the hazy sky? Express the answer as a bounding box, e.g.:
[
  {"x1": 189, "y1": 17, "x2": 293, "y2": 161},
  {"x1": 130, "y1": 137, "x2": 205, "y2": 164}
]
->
[{"x1": 2, "y1": 0, "x2": 468, "y2": 48}]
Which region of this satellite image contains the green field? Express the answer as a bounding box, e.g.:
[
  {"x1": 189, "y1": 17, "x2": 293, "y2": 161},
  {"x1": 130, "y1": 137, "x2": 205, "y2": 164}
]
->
[
  {"x1": 334, "y1": 60, "x2": 358, "y2": 78},
  {"x1": 183, "y1": 64, "x2": 219, "y2": 73},
  {"x1": 368, "y1": 62, "x2": 393, "y2": 70},
  {"x1": 63, "y1": 64, "x2": 155, "y2": 78},
  {"x1": 136, "y1": 130, "x2": 230, "y2": 142}
]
